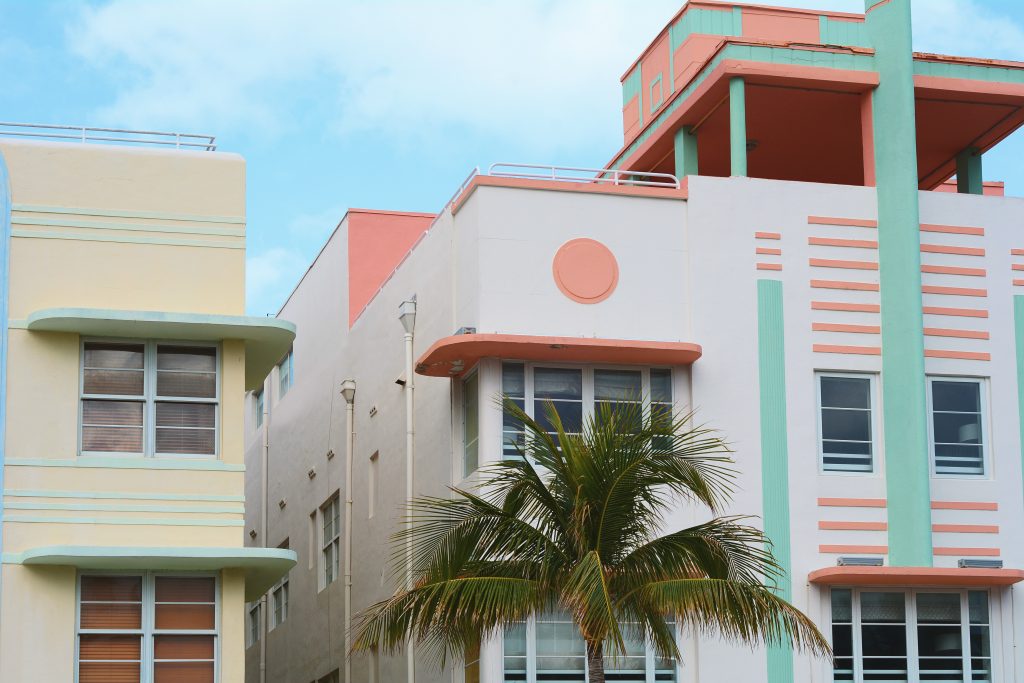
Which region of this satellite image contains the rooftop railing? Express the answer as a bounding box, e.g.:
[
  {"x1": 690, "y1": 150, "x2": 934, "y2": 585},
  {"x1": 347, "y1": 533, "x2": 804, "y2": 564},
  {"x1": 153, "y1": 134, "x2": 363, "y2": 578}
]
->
[
  {"x1": 488, "y1": 162, "x2": 680, "y2": 188},
  {"x1": 0, "y1": 122, "x2": 216, "y2": 151}
]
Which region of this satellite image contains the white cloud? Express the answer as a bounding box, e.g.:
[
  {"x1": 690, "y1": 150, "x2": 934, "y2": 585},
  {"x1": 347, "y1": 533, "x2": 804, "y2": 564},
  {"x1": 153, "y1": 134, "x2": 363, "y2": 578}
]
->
[
  {"x1": 911, "y1": 0, "x2": 1024, "y2": 60},
  {"x1": 246, "y1": 247, "x2": 310, "y2": 317}
]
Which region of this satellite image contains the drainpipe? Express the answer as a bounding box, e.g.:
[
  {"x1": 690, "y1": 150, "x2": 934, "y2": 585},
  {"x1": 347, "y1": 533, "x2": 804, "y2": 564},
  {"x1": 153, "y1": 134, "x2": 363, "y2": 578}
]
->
[
  {"x1": 260, "y1": 388, "x2": 270, "y2": 683},
  {"x1": 398, "y1": 297, "x2": 417, "y2": 683},
  {"x1": 340, "y1": 379, "x2": 357, "y2": 683}
]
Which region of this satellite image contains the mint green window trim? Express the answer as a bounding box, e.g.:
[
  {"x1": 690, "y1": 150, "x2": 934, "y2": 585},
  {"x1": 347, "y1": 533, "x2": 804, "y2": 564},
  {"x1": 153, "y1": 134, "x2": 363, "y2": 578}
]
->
[{"x1": 649, "y1": 73, "x2": 664, "y2": 113}]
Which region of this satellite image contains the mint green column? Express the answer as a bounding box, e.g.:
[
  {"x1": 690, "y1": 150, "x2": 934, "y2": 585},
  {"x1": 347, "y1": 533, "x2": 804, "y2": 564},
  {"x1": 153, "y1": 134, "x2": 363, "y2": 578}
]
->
[
  {"x1": 674, "y1": 126, "x2": 699, "y2": 178},
  {"x1": 956, "y1": 148, "x2": 983, "y2": 194},
  {"x1": 865, "y1": 0, "x2": 932, "y2": 566},
  {"x1": 757, "y1": 279, "x2": 793, "y2": 682},
  {"x1": 729, "y1": 77, "x2": 747, "y2": 177}
]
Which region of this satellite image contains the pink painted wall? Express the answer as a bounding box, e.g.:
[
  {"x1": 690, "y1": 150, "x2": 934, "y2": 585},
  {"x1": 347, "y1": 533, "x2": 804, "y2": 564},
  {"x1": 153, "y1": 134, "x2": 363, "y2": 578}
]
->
[
  {"x1": 623, "y1": 96, "x2": 641, "y2": 141},
  {"x1": 347, "y1": 210, "x2": 435, "y2": 326},
  {"x1": 742, "y1": 7, "x2": 820, "y2": 43},
  {"x1": 673, "y1": 34, "x2": 725, "y2": 92},
  {"x1": 641, "y1": 33, "x2": 671, "y2": 117}
]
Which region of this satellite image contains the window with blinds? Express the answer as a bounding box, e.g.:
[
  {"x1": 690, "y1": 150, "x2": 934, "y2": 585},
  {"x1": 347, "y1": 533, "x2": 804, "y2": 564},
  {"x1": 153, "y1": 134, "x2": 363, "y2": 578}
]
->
[
  {"x1": 78, "y1": 574, "x2": 217, "y2": 683},
  {"x1": 81, "y1": 341, "x2": 218, "y2": 457}
]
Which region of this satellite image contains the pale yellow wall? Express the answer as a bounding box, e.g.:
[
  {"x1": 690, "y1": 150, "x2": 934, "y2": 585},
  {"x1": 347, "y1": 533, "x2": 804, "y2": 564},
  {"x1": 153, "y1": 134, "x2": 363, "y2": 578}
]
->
[
  {"x1": 0, "y1": 565, "x2": 76, "y2": 683},
  {"x1": 4, "y1": 329, "x2": 78, "y2": 458},
  {"x1": 222, "y1": 568, "x2": 247, "y2": 683}
]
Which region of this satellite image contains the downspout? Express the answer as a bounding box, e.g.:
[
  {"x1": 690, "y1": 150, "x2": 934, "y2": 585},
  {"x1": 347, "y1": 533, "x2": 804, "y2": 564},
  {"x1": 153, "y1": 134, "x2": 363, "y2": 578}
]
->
[
  {"x1": 341, "y1": 380, "x2": 357, "y2": 683},
  {"x1": 259, "y1": 388, "x2": 270, "y2": 683},
  {"x1": 0, "y1": 146, "x2": 12, "y2": 660},
  {"x1": 398, "y1": 298, "x2": 417, "y2": 683}
]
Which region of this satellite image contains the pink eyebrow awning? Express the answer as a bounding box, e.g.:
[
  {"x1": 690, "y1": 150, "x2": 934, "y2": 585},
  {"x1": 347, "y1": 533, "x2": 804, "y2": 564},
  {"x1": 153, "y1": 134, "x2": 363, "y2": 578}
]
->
[
  {"x1": 415, "y1": 334, "x2": 702, "y2": 378},
  {"x1": 809, "y1": 566, "x2": 1024, "y2": 587}
]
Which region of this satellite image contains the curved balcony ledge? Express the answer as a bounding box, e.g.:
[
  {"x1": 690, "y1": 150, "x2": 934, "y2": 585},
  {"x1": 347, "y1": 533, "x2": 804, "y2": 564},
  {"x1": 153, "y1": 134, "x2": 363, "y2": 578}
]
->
[
  {"x1": 5, "y1": 545, "x2": 296, "y2": 600},
  {"x1": 25, "y1": 307, "x2": 295, "y2": 390},
  {"x1": 809, "y1": 566, "x2": 1024, "y2": 587},
  {"x1": 416, "y1": 333, "x2": 702, "y2": 378}
]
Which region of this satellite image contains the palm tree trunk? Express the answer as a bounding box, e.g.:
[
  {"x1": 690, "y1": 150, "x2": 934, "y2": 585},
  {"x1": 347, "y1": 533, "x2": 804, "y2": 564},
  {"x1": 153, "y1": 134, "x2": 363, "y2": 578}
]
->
[{"x1": 586, "y1": 640, "x2": 605, "y2": 683}]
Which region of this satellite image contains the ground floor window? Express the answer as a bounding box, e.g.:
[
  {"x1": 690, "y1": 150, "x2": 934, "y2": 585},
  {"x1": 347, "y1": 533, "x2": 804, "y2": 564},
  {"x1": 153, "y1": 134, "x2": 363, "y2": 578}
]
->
[
  {"x1": 78, "y1": 572, "x2": 217, "y2": 683},
  {"x1": 831, "y1": 588, "x2": 990, "y2": 682},
  {"x1": 503, "y1": 612, "x2": 676, "y2": 682}
]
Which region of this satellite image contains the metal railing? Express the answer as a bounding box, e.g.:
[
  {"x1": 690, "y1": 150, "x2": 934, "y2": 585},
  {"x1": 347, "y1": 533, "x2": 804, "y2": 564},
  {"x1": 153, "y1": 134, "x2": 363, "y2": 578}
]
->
[
  {"x1": 488, "y1": 162, "x2": 679, "y2": 189},
  {"x1": 0, "y1": 122, "x2": 216, "y2": 151},
  {"x1": 445, "y1": 166, "x2": 479, "y2": 209}
]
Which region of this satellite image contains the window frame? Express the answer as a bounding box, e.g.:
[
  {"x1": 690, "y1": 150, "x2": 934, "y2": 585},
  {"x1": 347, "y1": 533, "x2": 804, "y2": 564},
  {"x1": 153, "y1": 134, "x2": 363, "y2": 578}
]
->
[
  {"x1": 278, "y1": 349, "x2": 294, "y2": 400},
  {"x1": 815, "y1": 371, "x2": 881, "y2": 476},
  {"x1": 270, "y1": 539, "x2": 290, "y2": 631},
  {"x1": 319, "y1": 494, "x2": 341, "y2": 591},
  {"x1": 78, "y1": 338, "x2": 221, "y2": 459},
  {"x1": 828, "y1": 587, "x2": 992, "y2": 683},
  {"x1": 75, "y1": 570, "x2": 220, "y2": 683},
  {"x1": 462, "y1": 370, "x2": 480, "y2": 478},
  {"x1": 247, "y1": 601, "x2": 261, "y2": 649},
  {"x1": 926, "y1": 375, "x2": 990, "y2": 478},
  {"x1": 254, "y1": 389, "x2": 264, "y2": 429}
]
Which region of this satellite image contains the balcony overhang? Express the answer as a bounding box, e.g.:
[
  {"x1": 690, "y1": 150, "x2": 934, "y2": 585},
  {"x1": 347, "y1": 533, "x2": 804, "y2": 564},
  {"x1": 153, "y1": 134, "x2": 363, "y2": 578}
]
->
[
  {"x1": 416, "y1": 333, "x2": 702, "y2": 378},
  {"x1": 6, "y1": 545, "x2": 296, "y2": 601},
  {"x1": 25, "y1": 308, "x2": 296, "y2": 391},
  {"x1": 809, "y1": 566, "x2": 1024, "y2": 588}
]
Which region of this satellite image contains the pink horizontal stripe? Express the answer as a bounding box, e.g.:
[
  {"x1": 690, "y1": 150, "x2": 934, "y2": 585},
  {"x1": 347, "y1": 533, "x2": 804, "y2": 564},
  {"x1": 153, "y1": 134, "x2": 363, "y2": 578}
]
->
[
  {"x1": 808, "y1": 237, "x2": 878, "y2": 249},
  {"x1": 1014, "y1": 264, "x2": 1024, "y2": 271},
  {"x1": 819, "y1": 498, "x2": 887, "y2": 508},
  {"x1": 756, "y1": 247, "x2": 782, "y2": 255},
  {"x1": 755, "y1": 231, "x2": 781, "y2": 240},
  {"x1": 921, "y1": 244, "x2": 985, "y2": 256},
  {"x1": 820, "y1": 544, "x2": 889, "y2": 554},
  {"x1": 921, "y1": 264, "x2": 987, "y2": 277},
  {"x1": 814, "y1": 344, "x2": 881, "y2": 355},
  {"x1": 1015, "y1": 279, "x2": 1024, "y2": 287},
  {"x1": 934, "y1": 547, "x2": 1000, "y2": 557},
  {"x1": 923, "y1": 306, "x2": 988, "y2": 318},
  {"x1": 808, "y1": 216, "x2": 877, "y2": 228},
  {"x1": 1012, "y1": 249, "x2": 1024, "y2": 256},
  {"x1": 756, "y1": 263, "x2": 782, "y2": 271},
  {"x1": 812, "y1": 301, "x2": 880, "y2": 313},
  {"x1": 932, "y1": 501, "x2": 998, "y2": 511},
  {"x1": 812, "y1": 279, "x2": 880, "y2": 291},
  {"x1": 923, "y1": 327, "x2": 989, "y2": 339},
  {"x1": 811, "y1": 258, "x2": 879, "y2": 270},
  {"x1": 813, "y1": 323, "x2": 880, "y2": 334},
  {"x1": 921, "y1": 223, "x2": 985, "y2": 236},
  {"x1": 932, "y1": 524, "x2": 999, "y2": 534},
  {"x1": 922, "y1": 285, "x2": 987, "y2": 297},
  {"x1": 925, "y1": 349, "x2": 991, "y2": 361},
  {"x1": 819, "y1": 521, "x2": 888, "y2": 531}
]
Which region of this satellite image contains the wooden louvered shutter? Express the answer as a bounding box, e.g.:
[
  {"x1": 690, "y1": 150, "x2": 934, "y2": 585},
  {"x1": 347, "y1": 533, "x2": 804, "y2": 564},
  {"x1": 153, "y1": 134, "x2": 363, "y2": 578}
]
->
[{"x1": 78, "y1": 576, "x2": 143, "y2": 683}]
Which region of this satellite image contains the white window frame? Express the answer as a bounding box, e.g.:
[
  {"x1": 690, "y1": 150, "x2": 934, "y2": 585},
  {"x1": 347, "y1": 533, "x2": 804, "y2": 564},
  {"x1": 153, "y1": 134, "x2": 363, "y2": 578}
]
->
[
  {"x1": 254, "y1": 389, "x2": 264, "y2": 429},
  {"x1": 319, "y1": 494, "x2": 341, "y2": 591},
  {"x1": 75, "y1": 571, "x2": 220, "y2": 683},
  {"x1": 815, "y1": 372, "x2": 880, "y2": 475},
  {"x1": 78, "y1": 338, "x2": 221, "y2": 459},
  {"x1": 278, "y1": 349, "x2": 294, "y2": 400},
  {"x1": 828, "y1": 587, "x2": 993, "y2": 683},
  {"x1": 926, "y1": 376, "x2": 990, "y2": 478},
  {"x1": 462, "y1": 370, "x2": 480, "y2": 478},
  {"x1": 270, "y1": 576, "x2": 288, "y2": 631},
  {"x1": 247, "y1": 601, "x2": 261, "y2": 648}
]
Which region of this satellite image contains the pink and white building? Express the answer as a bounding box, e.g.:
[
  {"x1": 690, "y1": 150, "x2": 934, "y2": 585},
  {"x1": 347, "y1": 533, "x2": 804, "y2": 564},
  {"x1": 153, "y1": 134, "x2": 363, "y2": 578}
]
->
[{"x1": 244, "y1": 1, "x2": 1024, "y2": 682}]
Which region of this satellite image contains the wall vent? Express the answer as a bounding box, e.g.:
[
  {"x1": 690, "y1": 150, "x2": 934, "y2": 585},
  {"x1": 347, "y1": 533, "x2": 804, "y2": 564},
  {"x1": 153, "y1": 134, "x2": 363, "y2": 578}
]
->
[
  {"x1": 837, "y1": 556, "x2": 884, "y2": 567},
  {"x1": 958, "y1": 559, "x2": 1003, "y2": 569}
]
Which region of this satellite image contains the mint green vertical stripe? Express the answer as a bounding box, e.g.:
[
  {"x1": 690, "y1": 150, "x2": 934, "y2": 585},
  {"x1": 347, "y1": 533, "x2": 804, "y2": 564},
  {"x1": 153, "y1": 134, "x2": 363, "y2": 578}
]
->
[
  {"x1": 865, "y1": 0, "x2": 932, "y2": 566},
  {"x1": 757, "y1": 279, "x2": 794, "y2": 683},
  {"x1": 729, "y1": 78, "x2": 747, "y2": 177},
  {"x1": 674, "y1": 126, "x2": 699, "y2": 177},
  {"x1": 956, "y1": 149, "x2": 983, "y2": 195},
  {"x1": 1015, "y1": 297, "x2": 1024, "y2": 507}
]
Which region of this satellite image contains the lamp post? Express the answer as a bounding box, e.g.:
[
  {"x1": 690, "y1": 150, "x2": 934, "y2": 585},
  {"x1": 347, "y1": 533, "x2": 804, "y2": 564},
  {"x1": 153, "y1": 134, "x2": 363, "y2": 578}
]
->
[
  {"x1": 398, "y1": 297, "x2": 417, "y2": 683},
  {"x1": 340, "y1": 379, "x2": 356, "y2": 683}
]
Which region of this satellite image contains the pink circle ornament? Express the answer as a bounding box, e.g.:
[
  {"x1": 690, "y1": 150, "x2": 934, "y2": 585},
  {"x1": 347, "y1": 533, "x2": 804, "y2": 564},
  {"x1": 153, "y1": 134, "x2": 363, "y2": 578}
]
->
[{"x1": 552, "y1": 238, "x2": 619, "y2": 304}]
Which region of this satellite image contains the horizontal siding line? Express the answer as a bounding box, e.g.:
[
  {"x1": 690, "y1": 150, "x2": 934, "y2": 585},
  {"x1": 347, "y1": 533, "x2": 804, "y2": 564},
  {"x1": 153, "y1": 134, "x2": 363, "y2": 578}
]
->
[
  {"x1": 808, "y1": 216, "x2": 877, "y2": 228},
  {"x1": 931, "y1": 501, "x2": 998, "y2": 511},
  {"x1": 3, "y1": 515, "x2": 244, "y2": 527},
  {"x1": 812, "y1": 323, "x2": 880, "y2": 334},
  {"x1": 756, "y1": 247, "x2": 782, "y2": 256},
  {"x1": 811, "y1": 279, "x2": 880, "y2": 291},
  {"x1": 922, "y1": 306, "x2": 988, "y2": 318},
  {"x1": 808, "y1": 237, "x2": 878, "y2": 249},
  {"x1": 3, "y1": 501, "x2": 244, "y2": 514},
  {"x1": 924, "y1": 349, "x2": 991, "y2": 361},
  {"x1": 920, "y1": 223, "x2": 984, "y2": 236},
  {"x1": 920, "y1": 243, "x2": 985, "y2": 257},
  {"x1": 810, "y1": 258, "x2": 878, "y2": 270},
  {"x1": 819, "y1": 521, "x2": 888, "y2": 531},
  {"x1": 921, "y1": 264, "x2": 986, "y2": 277},
  {"x1": 755, "y1": 231, "x2": 782, "y2": 240},
  {"x1": 2, "y1": 489, "x2": 244, "y2": 503},
  {"x1": 813, "y1": 344, "x2": 881, "y2": 355},
  {"x1": 811, "y1": 301, "x2": 880, "y2": 313},
  {"x1": 922, "y1": 285, "x2": 987, "y2": 297},
  {"x1": 4, "y1": 458, "x2": 245, "y2": 472},
  {"x1": 933, "y1": 547, "x2": 1000, "y2": 557},
  {"x1": 12, "y1": 216, "x2": 245, "y2": 237},
  {"x1": 11, "y1": 229, "x2": 245, "y2": 250},
  {"x1": 932, "y1": 524, "x2": 999, "y2": 534},
  {"x1": 756, "y1": 263, "x2": 782, "y2": 271},
  {"x1": 11, "y1": 203, "x2": 245, "y2": 225},
  {"x1": 923, "y1": 327, "x2": 989, "y2": 339},
  {"x1": 818, "y1": 498, "x2": 887, "y2": 508},
  {"x1": 819, "y1": 544, "x2": 888, "y2": 554}
]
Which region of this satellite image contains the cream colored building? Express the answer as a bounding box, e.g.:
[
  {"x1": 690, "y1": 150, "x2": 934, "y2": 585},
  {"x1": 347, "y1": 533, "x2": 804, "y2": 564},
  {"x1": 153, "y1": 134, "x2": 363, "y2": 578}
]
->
[{"x1": 0, "y1": 129, "x2": 296, "y2": 683}]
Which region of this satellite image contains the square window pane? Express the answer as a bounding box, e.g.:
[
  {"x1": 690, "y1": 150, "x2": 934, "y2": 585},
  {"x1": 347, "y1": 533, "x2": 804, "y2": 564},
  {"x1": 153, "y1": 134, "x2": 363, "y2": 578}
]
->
[
  {"x1": 934, "y1": 444, "x2": 983, "y2": 475},
  {"x1": 83, "y1": 400, "x2": 144, "y2": 427},
  {"x1": 157, "y1": 370, "x2": 216, "y2": 399},
  {"x1": 84, "y1": 368, "x2": 144, "y2": 396},
  {"x1": 84, "y1": 343, "x2": 145, "y2": 369},
  {"x1": 969, "y1": 592, "x2": 989, "y2": 624},
  {"x1": 533, "y1": 368, "x2": 582, "y2": 400},
  {"x1": 861, "y1": 625, "x2": 908, "y2": 656},
  {"x1": 594, "y1": 369, "x2": 641, "y2": 401},
  {"x1": 860, "y1": 592, "x2": 906, "y2": 623},
  {"x1": 503, "y1": 622, "x2": 526, "y2": 657},
  {"x1": 155, "y1": 427, "x2": 215, "y2": 455},
  {"x1": 154, "y1": 635, "x2": 214, "y2": 660},
  {"x1": 156, "y1": 402, "x2": 216, "y2": 429},
  {"x1": 831, "y1": 588, "x2": 853, "y2": 622},
  {"x1": 157, "y1": 346, "x2": 216, "y2": 372},
  {"x1": 650, "y1": 368, "x2": 672, "y2": 403},
  {"x1": 81, "y1": 602, "x2": 142, "y2": 630},
  {"x1": 535, "y1": 400, "x2": 582, "y2": 433},
  {"x1": 970, "y1": 626, "x2": 991, "y2": 658},
  {"x1": 79, "y1": 661, "x2": 141, "y2": 683},
  {"x1": 82, "y1": 576, "x2": 143, "y2": 601},
  {"x1": 153, "y1": 661, "x2": 214, "y2": 683},
  {"x1": 917, "y1": 593, "x2": 961, "y2": 624},
  {"x1": 155, "y1": 577, "x2": 215, "y2": 603},
  {"x1": 932, "y1": 381, "x2": 981, "y2": 413},
  {"x1": 79, "y1": 634, "x2": 141, "y2": 660},
  {"x1": 917, "y1": 625, "x2": 962, "y2": 657},
  {"x1": 82, "y1": 425, "x2": 144, "y2": 453},
  {"x1": 155, "y1": 604, "x2": 216, "y2": 630},
  {"x1": 502, "y1": 363, "x2": 525, "y2": 398},
  {"x1": 820, "y1": 376, "x2": 870, "y2": 409},
  {"x1": 918, "y1": 657, "x2": 962, "y2": 681},
  {"x1": 821, "y1": 408, "x2": 871, "y2": 441},
  {"x1": 861, "y1": 656, "x2": 907, "y2": 681},
  {"x1": 933, "y1": 411, "x2": 982, "y2": 445},
  {"x1": 971, "y1": 657, "x2": 992, "y2": 681}
]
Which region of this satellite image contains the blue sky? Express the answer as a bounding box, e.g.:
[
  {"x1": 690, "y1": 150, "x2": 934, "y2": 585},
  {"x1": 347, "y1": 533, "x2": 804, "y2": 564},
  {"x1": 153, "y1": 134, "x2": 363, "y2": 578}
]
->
[{"x1": 2, "y1": 0, "x2": 1023, "y2": 316}]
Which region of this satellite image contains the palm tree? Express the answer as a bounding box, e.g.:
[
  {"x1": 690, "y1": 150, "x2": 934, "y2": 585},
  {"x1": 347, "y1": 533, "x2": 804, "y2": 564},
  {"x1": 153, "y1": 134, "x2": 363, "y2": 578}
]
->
[{"x1": 353, "y1": 397, "x2": 829, "y2": 681}]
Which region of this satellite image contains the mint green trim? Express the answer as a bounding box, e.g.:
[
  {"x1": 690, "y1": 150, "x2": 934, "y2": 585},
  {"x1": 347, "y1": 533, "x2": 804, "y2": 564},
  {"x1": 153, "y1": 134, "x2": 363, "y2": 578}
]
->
[
  {"x1": 670, "y1": 6, "x2": 741, "y2": 51},
  {"x1": 956, "y1": 149, "x2": 983, "y2": 195},
  {"x1": 757, "y1": 279, "x2": 794, "y2": 682},
  {"x1": 11, "y1": 203, "x2": 245, "y2": 224},
  {"x1": 3, "y1": 501, "x2": 243, "y2": 514},
  {"x1": 3, "y1": 488, "x2": 244, "y2": 502},
  {"x1": 913, "y1": 59, "x2": 1024, "y2": 84},
  {"x1": 820, "y1": 16, "x2": 872, "y2": 47},
  {"x1": 867, "y1": 0, "x2": 932, "y2": 567},
  {"x1": 674, "y1": 126, "x2": 699, "y2": 177},
  {"x1": 611, "y1": 44, "x2": 876, "y2": 170},
  {"x1": 649, "y1": 73, "x2": 664, "y2": 113},
  {"x1": 3, "y1": 515, "x2": 243, "y2": 526},
  {"x1": 11, "y1": 229, "x2": 244, "y2": 250},
  {"x1": 12, "y1": 216, "x2": 244, "y2": 237},
  {"x1": 5, "y1": 457, "x2": 245, "y2": 472},
  {"x1": 2, "y1": 545, "x2": 295, "y2": 600},
  {"x1": 729, "y1": 77, "x2": 747, "y2": 177},
  {"x1": 25, "y1": 307, "x2": 296, "y2": 390}
]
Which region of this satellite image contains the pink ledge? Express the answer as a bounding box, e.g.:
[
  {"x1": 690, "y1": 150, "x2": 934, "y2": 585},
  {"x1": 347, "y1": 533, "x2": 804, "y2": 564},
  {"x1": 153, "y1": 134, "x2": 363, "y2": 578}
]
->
[{"x1": 809, "y1": 566, "x2": 1024, "y2": 587}]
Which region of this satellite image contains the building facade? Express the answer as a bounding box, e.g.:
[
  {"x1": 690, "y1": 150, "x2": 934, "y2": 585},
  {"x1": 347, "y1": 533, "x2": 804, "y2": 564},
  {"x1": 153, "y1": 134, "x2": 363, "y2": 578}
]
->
[
  {"x1": 0, "y1": 130, "x2": 297, "y2": 682},
  {"x1": 244, "y1": 1, "x2": 1024, "y2": 682}
]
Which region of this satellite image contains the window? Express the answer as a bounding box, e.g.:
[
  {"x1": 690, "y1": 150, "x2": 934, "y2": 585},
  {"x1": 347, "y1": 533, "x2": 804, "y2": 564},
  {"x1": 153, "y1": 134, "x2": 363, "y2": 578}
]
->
[
  {"x1": 928, "y1": 378, "x2": 986, "y2": 476},
  {"x1": 278, "y1": 350, "x2": 293, "y2": 399},
  {"x1": 270, "y1": 540, "x2": 289, "y2": 630},
  {"x1": 78, "y1": 573, "x2": 217, "y2": 682},
  {"x1": 503, "y1": 612, "x2": 676, "y2": 682},
  {"x1": 320, "y1": 495, "x2": 340, "y2": 589},
  {"x1": 255, "y1": 389, "x2": 264, "y2": 428},
  {"x1": 831, "y1": 588, "x2": 990, "y2": 683},
  {"x1": 247, "y1": 602, "x2": 261, "y2": 648},
  {"x1": 80, "y1": 341, "x2": 218, "y2": 457},
  {"x1": 817, "y1": 374, "x2": 876, "y2": 473},
  {"x1": 500, "y1": 363, "x2": 673, "y2": 455},
  {"x1": 463, "y1": 372, "x2": 480, "y2": 477}
]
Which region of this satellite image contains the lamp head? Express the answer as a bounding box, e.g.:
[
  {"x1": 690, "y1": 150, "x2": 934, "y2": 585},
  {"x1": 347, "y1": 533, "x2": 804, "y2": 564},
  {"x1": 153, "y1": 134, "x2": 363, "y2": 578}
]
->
[
  {"x1": 398, "y1": 297, "x2": 417, "y2": 334},
  {"x1": 340, "y1": 379, "x2": 356, "y2": 403}
]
